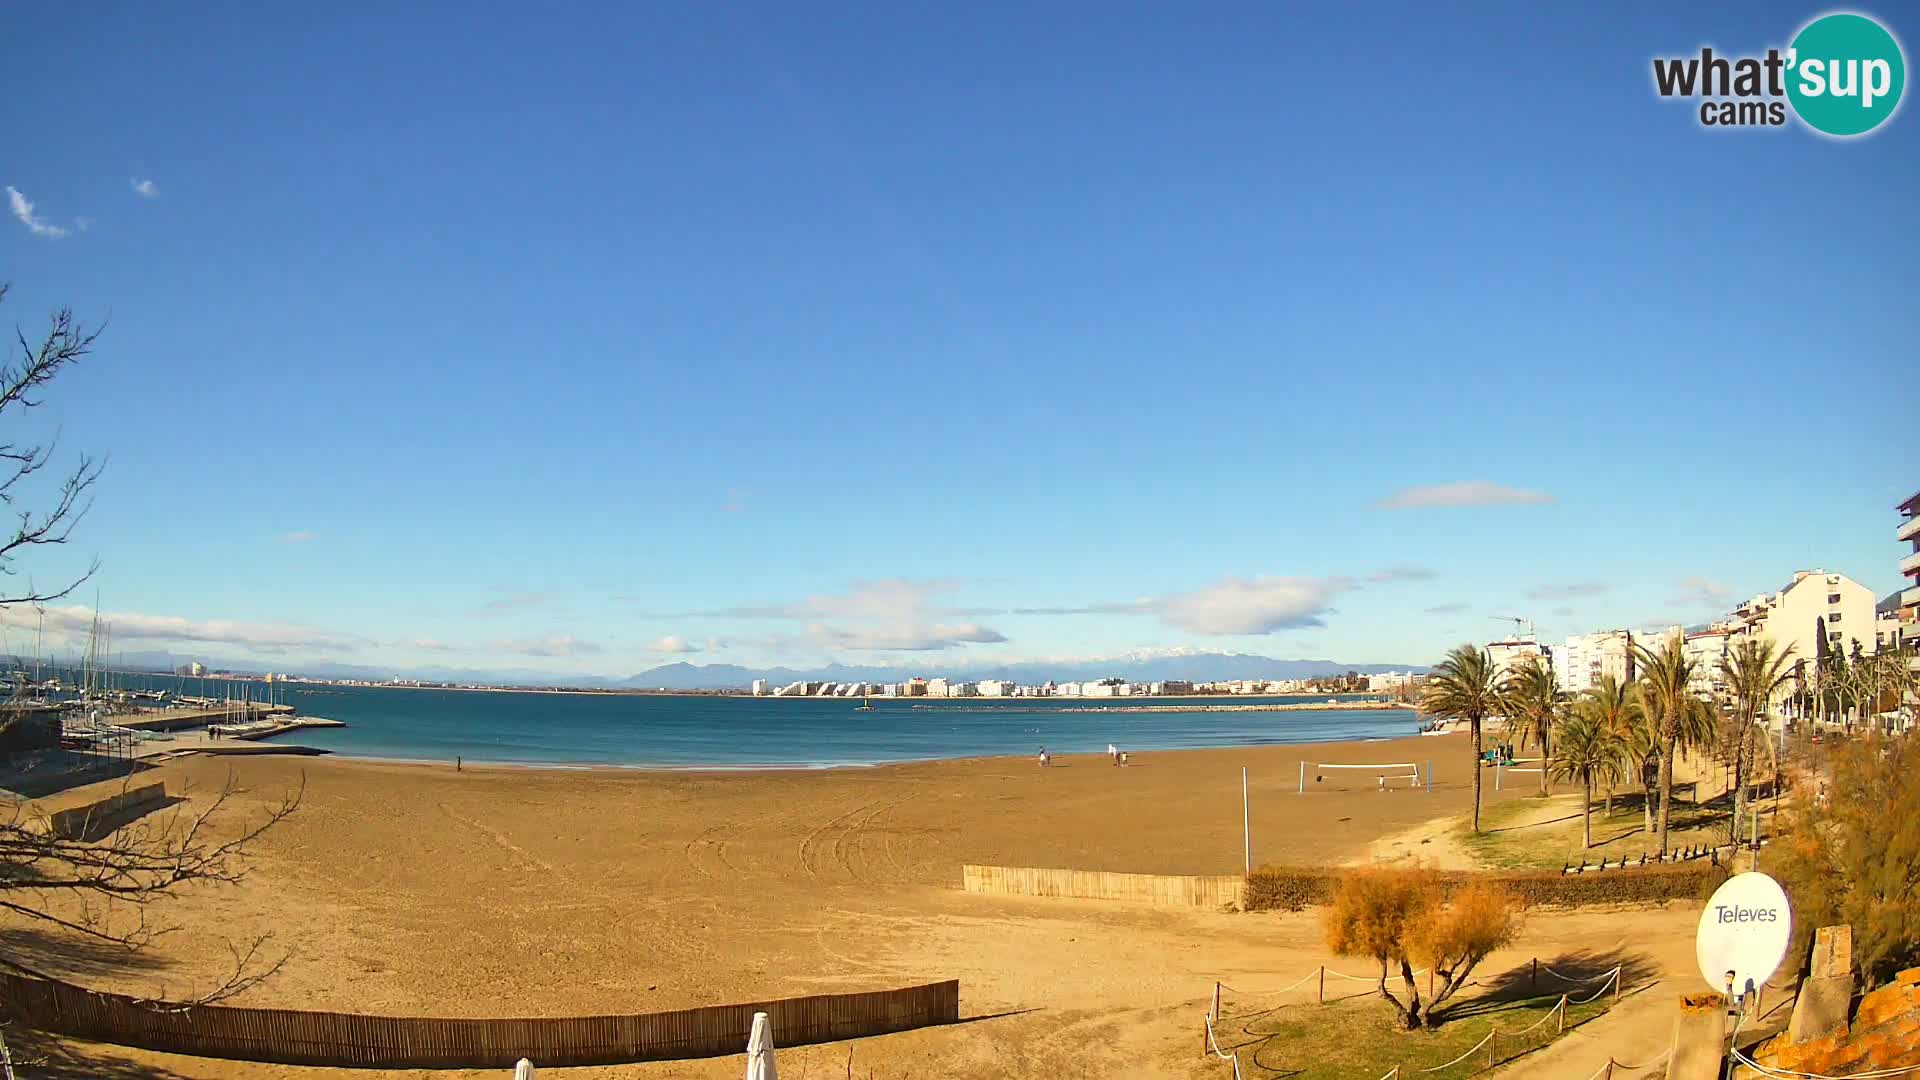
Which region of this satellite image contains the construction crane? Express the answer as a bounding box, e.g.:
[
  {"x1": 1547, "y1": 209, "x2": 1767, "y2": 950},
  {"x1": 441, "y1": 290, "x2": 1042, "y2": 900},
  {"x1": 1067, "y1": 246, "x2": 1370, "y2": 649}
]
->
[{"x1": 1489, "y1": 615, "x2": 1536, "y2": 642}]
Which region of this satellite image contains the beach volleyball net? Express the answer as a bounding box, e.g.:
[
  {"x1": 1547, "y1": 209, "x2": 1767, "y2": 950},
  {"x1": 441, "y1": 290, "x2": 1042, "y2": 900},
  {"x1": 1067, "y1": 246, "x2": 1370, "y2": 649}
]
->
[{"x1": 1298, "y1": 761, "x2": 1425, "y2": 792}]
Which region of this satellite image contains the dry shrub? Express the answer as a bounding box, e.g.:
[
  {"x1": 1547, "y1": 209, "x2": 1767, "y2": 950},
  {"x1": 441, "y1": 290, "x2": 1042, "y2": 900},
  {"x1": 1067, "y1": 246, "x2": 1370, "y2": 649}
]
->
[
  {"x1": 1772, "y1": 733, "x2": 1920, "y2": 985},
  {"x1": 1411, "y1": 880, "x2": 1521, "y2": 1016},
  {"x1": 1321, "y1": 865, "x2": 1521, "y2": 1028}
]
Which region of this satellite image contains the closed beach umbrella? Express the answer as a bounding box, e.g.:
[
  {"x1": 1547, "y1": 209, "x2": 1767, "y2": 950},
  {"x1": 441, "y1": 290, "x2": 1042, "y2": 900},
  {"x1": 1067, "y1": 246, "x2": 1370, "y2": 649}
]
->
[
  {"x1": 746, "y1": 1011, "x2": 778, "y2": 1080},
  {"x1": 514, "y1": 1059, "x2": 536, "y2": 1080}
]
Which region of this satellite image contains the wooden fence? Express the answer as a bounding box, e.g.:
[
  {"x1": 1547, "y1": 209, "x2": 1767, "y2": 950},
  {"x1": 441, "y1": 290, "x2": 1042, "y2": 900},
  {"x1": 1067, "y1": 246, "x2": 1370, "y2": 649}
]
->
[
  {"x1": 48, "y1": 782, "x2": 169, "y2": 840},
  {"x1": 0, "y1": 972, "x2": 958, "y2": 1068},
  {"x1": 963, "y1": 863, "x2": 1245, "y2": 908}
]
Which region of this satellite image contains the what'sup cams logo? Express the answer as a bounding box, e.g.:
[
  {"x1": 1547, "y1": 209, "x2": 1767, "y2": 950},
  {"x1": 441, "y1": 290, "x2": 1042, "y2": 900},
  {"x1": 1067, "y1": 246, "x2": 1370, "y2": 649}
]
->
[{"x1": 1653, "y1": 11, "x2": 1905, "y2": 136}]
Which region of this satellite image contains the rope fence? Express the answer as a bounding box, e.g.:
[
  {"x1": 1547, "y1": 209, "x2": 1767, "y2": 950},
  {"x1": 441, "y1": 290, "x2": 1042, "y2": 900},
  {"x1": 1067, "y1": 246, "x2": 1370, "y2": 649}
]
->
[
  {"x1": 1201, "y1": 959, "x2": 1636, "y2": 1079},
  {"x1": 1571, "y1": 1042, "x2": 1674, "y2": 1080},
  {"x1": 1202, "y1": 1010, "x2": 1245, "y2": 1080}
]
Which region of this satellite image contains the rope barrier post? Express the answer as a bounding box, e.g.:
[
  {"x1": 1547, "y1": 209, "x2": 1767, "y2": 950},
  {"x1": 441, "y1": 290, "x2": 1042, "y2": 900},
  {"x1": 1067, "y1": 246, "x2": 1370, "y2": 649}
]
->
[
  {"x1": 1558, "y1": 995, "x2": 1566, "y2": 1034},
  {"x1": 1318, "y1": 964, "x2": 1325, "y2": 1005},
  {"x1": 1201, "y1": 1014, "x2": 1206, "y2": 1059},
  {"x1": 1613, "y1": 971, "x2": 1621, "y2": 1007},
  {"x1": 1299, "y1": 759, "x2": 1306, "y2": 794},
  {"x1": 1603, "y1": 1060, "x2": 1613, "y2": 1079},
  {"x1": 1212, "y1": 981, "x2": 1221, "y2": 1023},
  {"x1": 1489, "y1": 1031, "x2": 1496, "y2": 1069},
  {"x1": 1531, "y1": 957, "x2": 1537, "y2": 994}
]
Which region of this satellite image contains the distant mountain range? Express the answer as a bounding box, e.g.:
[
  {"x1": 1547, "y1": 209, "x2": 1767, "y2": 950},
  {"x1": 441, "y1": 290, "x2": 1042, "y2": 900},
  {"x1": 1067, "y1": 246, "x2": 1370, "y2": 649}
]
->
[{"x1": 100, "y1": 648, "x2": 1421, "y2": 691}]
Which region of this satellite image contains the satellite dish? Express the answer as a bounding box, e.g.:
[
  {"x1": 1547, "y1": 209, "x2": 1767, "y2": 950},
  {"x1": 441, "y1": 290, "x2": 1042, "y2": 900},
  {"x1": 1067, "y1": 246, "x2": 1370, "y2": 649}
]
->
[{"x1": 1696, "y1": 871, "x2": 1792, "y2": 999}]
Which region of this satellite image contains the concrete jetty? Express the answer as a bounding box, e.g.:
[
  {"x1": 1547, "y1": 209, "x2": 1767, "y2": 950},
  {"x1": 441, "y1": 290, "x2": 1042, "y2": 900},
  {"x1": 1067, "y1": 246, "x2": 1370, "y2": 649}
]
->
[
  {"x1": 109, "y1": 702, "x2": 296, "y2": 732},
  {"x1": 205, "y1": 716, "x2": 345, "y2": 741}
]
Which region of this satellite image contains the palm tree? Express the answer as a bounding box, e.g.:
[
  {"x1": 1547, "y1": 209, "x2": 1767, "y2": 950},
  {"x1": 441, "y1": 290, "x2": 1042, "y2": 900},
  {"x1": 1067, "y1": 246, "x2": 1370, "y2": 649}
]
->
[
  {"x1": 1575, "y1": 675, "x2": 1639, "y2": 816},
  {"x1": 1500, "y1": 654, "x2": 1564, "y2": 797},
  {"x1": 1622, "y1": 686, "x2": 1661, "y2": 833},
  {"x1": 1422, "y1": 645, "x2": 1501, "y2": 833},
  {"x1": 1632, "y1": 632, "x2": 1698, "y2": 855},
  {"x1": 1720, "y1": 639, "x2": 1795, "y2": 843},
  {"x1": 1549, "y1": 711, "x2": 1628, "y2": 848}
]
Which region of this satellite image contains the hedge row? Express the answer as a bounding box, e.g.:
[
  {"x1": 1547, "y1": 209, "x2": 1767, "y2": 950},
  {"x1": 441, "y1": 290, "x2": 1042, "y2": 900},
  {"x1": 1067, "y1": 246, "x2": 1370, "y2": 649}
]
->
[{"x1": 1243, "y1": 860, "x2": 1727, "y2": 912}]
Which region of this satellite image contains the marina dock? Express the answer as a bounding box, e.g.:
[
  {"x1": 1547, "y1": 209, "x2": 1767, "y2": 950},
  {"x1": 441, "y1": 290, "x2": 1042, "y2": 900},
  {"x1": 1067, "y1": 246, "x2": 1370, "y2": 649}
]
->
[
  {"x1": 206, "y1": 716, "x2": 345, "y2": 741},
  {"x1": 108, "y1": 702, "x2": 296, "y2": 732}
]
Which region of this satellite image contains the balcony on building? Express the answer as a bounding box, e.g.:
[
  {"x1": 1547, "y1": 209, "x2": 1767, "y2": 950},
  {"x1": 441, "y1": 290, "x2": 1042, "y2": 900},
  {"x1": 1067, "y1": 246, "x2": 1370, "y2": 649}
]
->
[{"x1": 1904, "y1": 548, "x2": 1920, "y2": 579}]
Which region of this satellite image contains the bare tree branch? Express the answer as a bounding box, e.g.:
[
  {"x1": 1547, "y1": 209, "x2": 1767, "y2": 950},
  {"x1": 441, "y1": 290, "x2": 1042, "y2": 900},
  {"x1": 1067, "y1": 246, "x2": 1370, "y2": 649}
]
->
[
  {"x1": 1, "y1": 770, "x2": 303, "y2": 1003},
  {"x1": 0, "y1": 283, "x2": 106, "y2": 607}
]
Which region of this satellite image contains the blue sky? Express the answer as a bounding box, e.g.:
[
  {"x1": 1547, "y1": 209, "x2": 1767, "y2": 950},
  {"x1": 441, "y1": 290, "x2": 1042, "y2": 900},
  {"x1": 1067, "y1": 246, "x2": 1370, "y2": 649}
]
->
[{"x1": 2, "y1": 2, "x2": 1912, "y2": 677}]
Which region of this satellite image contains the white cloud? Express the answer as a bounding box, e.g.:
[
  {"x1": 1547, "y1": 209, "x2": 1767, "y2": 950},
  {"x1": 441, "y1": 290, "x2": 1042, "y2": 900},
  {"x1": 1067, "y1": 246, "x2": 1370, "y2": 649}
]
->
[
  {"x1": 1367, "y1": 564, "x2": 1437, "y2": 583},
  {"x1": 1, "y1": 604, "x2": 364, "y2": 654},
  {"x1": 405, "y1": 633, "x2": 603, "y2": 658},
  {"x1": 1155, "y1": 576, "x2": 1351, "y2": 635},
  {"x1": 805, "y1": 622, "x2": 1007, "y2": 651},
  {"x1": 478, "y1": 591, "x2": 548, "y2": 617},
  {"x1": 1424, "y1": 602, "x2": 1470, "y2": 615},
  {"x1": 1377, "y1": 481, "x2": 1553, "y2": 510},
  {"x1": 1525, "y1": 582, "x2": 1610, "y2": 600},
  {"x1": 7, "y1": 186, "x2": 70, "y2": 238},
  {"x1": 648, "y1": 635, "x2": 701, "y2": 654},
  {"x1": 1672, "y1": 576, "x2": 1734, "y2": 608},
  {"x1": 497, "y1": 634, "x2": 601, "y2": 658},
  {"x1": 275, "y1": 531, "x2": 317, "y2": 544},
  {"x1": 131, "y1": 178, "x2": 159, "y2": 198}
]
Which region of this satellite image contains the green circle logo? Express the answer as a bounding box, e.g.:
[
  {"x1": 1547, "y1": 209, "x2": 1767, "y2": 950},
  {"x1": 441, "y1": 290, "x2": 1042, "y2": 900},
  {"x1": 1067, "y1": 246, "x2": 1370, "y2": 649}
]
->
[{"x1": 1787, "y1": 13, "x2": 1906, "y2": 136}]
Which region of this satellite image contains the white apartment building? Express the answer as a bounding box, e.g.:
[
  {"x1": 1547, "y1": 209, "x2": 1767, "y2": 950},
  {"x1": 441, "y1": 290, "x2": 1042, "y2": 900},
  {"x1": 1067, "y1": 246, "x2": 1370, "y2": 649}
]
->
[
  {"x1": 1553, "y1": 632, "x2": 1633, "y2": 696},
  {"x1": 1486, "y1": 637, "x2": 1545, "y2": 683},
  {"x1": 1684, "y1": 628, "x2": 1732, "y2": 701},
  {"x1": 925, "y1": 678, "x2": 950, "y2": 698},
  {"x1": 750, "y1": 679, "x2": 767, "y2": 696},
  {"x1": 1056, "y1": 681, "x2": 1083, "y2": 697},
  {"x1": 1728, "y1": 570, "x2": 1879, "y2": 665},
  {"x1": 1366, "y1": 671, "x2": 1416, "y2": 693},
  {"x1": 976, "y1": 680, "x2": 1009, "y2": 697},
  {"x1": 1900, "y1": 491, "x2": 1920, "y2": 655}
]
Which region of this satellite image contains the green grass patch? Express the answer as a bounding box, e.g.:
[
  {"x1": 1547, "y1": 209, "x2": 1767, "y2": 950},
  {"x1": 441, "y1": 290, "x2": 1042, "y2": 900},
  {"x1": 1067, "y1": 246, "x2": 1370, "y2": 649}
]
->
[
  {"x1": 1211, "y1": 988, "x2": 1611, "y2": 1079},
  {"x1": 1457, "y1": 791, "x2": 1768, "y2": 872}
]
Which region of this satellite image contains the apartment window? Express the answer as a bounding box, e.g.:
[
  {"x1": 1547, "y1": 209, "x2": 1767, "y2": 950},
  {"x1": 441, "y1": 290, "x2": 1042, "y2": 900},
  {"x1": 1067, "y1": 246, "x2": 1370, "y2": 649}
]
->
[
  {"x1": 1829, "y1": 612, "x2": 1841, "y2": 623},
  {"x1": 1828, "y1": 593, "x2": 1842, "y2": 604}
]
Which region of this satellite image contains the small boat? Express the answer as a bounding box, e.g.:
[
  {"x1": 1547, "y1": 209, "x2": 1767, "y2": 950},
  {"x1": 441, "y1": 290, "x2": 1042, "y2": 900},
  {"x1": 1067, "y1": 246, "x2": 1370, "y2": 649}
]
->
[{"x1": 855, "y1": 695, "x2": 874, "y2": 711}]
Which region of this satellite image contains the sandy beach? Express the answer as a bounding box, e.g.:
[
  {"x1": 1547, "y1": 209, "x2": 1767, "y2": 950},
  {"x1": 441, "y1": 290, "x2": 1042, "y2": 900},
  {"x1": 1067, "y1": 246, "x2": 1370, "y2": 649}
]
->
[{"x1": 2, "y1": 736, "x2": 1707, "y2": 1079}]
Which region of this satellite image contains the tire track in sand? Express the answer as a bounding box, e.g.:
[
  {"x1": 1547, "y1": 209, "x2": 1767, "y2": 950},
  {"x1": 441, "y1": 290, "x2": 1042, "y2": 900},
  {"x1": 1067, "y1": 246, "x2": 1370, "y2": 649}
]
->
[
  {"x1": 798, "y1": 800, "x2": 881, "y2": 879},
  {"x1": 437, "y1": 804, "x2": 559, "y2": 876}
]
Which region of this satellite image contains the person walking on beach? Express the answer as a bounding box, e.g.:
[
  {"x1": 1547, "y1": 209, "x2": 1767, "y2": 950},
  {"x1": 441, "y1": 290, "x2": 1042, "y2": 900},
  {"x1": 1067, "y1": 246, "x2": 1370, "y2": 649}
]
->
[
  {"x1": 1107, "y1": 742, "x2": 1118, "y2": 765},
  {"x1": 1038, "y1": 747, "x2": 1050, "y2": 768}
]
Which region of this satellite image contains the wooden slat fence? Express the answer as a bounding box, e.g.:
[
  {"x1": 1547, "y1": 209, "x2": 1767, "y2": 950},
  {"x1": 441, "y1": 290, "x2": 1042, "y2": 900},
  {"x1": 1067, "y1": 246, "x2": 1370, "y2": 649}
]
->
[
  {"x1": 0, "y1": 972, "x2": 958, "y2": 1068},
  {"x1": 963, "y1": 863, "x2": 1245, "y2": 908}
]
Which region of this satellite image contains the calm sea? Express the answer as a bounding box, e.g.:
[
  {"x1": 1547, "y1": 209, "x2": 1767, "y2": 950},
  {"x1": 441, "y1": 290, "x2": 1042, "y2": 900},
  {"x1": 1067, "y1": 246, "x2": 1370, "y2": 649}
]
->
[{"x1": 86, "y1": 675, "x2": 1422, "y2": 768}]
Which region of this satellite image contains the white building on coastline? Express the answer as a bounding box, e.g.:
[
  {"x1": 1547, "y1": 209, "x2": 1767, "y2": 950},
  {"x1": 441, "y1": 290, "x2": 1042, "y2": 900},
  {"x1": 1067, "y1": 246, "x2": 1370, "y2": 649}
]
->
[
  {"x1": 1727, "y1": 570, "x2": 1878, "y2": 667},
  {"x1": 750, "y1": 679, "x2": 767, "y2": 696},
  {"x1": 1554, "y1": 631, "x2": 1633, "y2": 695},
  {"x1": 1486, "y1": 638, "x2": 1546, "y2": 683}
]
